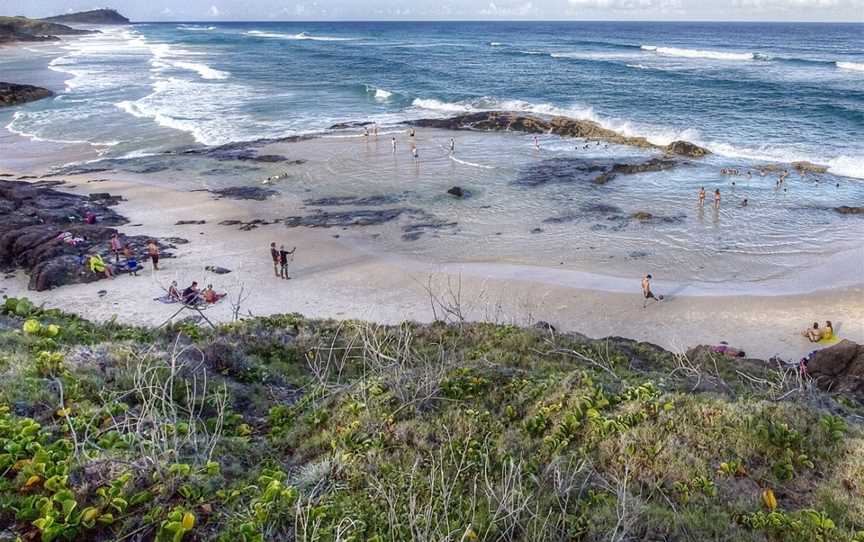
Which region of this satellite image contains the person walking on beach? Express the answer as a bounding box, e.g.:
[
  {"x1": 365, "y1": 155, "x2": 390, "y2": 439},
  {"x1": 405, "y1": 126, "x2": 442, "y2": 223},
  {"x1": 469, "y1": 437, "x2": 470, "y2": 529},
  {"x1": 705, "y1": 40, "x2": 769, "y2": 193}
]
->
[
  {"x1": 642, "y1": 274, "x2": 658, "y2": 308},
  {"x1": 713, "y1": 188, "x2": 721, "y2": 209},
  {"x1": 698, "y1": 187, "x2": 706, "y2": 206},
  {"x1": 110, "y1": 233, "x2": 122, "y2": 263},
  {"x1": 270, "y1": 242, "x2": 280, "y2": 276},
  {"x1": 147, "y1": 240, "x2": 160, "y2": 271},
  {"x1": 279, "y1": 244, "x2": 296, "y2": 280}
]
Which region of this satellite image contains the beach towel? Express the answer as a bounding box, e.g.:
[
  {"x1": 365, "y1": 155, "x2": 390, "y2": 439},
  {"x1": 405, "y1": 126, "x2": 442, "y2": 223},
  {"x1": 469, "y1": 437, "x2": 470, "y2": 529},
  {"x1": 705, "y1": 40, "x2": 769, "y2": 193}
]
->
[{"x1": 154, "y1": 295, "x2": 179, "y2": 304}]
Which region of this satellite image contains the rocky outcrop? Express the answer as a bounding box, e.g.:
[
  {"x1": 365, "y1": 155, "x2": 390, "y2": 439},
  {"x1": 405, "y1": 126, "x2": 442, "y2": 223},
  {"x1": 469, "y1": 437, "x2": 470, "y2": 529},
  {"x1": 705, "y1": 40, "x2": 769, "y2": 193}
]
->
[
  {"x1": 0, "y1": 16, "x2": 97, "y2": 43},
  {"x1": 209, "y1": 187, "x2": 278, "y2": 201},
  {"x1": 0, "y1": 83, "x2": 53, "y2": 108},
  {"x1": 806, "y1": 340, "x2": 864, "y2": 395},
  {"x1": 515, "y1": 156, "x2": 684, "y2": 187},
  {"x1": 593, "y1": 157, "x2": 678, "y2": 184},
  {"x1": 0, "y1": 180, "x2": 169, "y2": 291},
  {"x1": 792, "y1": 161, "x2": 829, "y2": 174},
  {"x1": 447, "y1": 186, "x2": 470, "y2": 198},
  {"x1": 835, "y1": 206, "x2": 864, "y2": 215},
  {"x1": 410, "y1": 112, "x2": 711, "y2": 157},
  {"x1": 42, "y1": 9, "x2": 130, "y2": 25}
]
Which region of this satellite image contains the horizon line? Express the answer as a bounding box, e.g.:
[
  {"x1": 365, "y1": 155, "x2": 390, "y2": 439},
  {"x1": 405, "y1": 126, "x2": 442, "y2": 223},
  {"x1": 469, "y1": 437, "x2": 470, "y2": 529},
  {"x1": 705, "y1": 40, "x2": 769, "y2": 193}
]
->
[{"x1": 127, "y1": 18, "x2": 864, "y2": 24}]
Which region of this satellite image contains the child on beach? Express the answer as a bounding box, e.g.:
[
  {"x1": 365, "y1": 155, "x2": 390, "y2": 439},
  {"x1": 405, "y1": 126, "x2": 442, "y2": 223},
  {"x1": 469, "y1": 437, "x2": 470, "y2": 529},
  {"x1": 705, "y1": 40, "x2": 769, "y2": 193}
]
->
[{"x1": 110, "y1": 233, "x2": 122, "y2": 262}]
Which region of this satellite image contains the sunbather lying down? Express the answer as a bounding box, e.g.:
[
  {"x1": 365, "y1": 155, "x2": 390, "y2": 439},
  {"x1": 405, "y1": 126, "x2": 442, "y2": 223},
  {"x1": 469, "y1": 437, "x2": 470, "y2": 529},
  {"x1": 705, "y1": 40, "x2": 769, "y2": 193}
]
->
[
  {"x1": 711, "y1": 343, "x2": 745, "y2": 358},
  {"x1": 802, "y1": 321, "x2": 833, "y2": 343}
]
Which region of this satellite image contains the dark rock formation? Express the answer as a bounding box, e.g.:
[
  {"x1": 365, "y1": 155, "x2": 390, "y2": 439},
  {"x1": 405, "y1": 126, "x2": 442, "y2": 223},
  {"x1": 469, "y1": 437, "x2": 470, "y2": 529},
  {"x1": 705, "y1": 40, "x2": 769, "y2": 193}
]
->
[
  {"x1": 0, "y1": 16, "x2": 97, "y2": 44},
  {"x1": 0, "y1": 180, "x2": 169, "y2": 291},
  {"x1": 446, "y1": 186, "x2": 470, "y2": 198},
  {"x1": 631, "y1": 212, "x2": 654, "y2": 221},
  {"x1": 284, "y1": 208, "x2": 410, "y2": 228},
  {"x1": 0, "y1": 82, "x2": 53, "y2": 108},
  {"x1": 329, "y1": 121, "x2": 374, "y2": 130},
  {"x1": 792, "y1": 161, "x2": 829, "y2": 174},
  {"x1": 516, "y1": 156, "x2": 683, "y2": 187},
  {"x1": 410, "y1": 112, "x2": 711, "y2": 157},
  {"x1": 594, "y1": 158, "x2": 678, "y2": 184},
  {"x1": 806, "y1": 340, "x2": 864, "y2": 395},
  {"x1": 303, "y1": 194, "x2": 404, "y2": 207},
  {"x1": 205, "y1": 265, "x2": 231, "y2": 275},
  {"x1": 835, "y1": 206, "x2": 864, "y2": 215},
  {"x1": 42, "y1": 9, "x2": 130, "y2": 25},
  {"x1": 175, "y1": 220, "x2": 206, "y2": 225},
  {"x1": 209, "y1": 187, "x2": 278, "y2": 201}
]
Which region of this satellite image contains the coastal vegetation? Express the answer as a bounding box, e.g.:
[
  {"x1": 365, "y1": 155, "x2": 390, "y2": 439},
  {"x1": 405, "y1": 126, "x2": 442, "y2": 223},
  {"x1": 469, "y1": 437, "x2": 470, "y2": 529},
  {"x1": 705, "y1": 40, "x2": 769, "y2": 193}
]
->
[{"x1": 1, "y1": 297, "x2": 862, "y2": 541}]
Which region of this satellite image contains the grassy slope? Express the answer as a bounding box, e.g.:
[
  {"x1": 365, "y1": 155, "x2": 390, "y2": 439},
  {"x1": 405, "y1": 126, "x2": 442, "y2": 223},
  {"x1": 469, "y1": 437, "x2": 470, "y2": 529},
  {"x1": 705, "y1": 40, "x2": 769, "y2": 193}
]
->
[
  {"x1": 0, "y1": 16, "x2": 92, "y2": 39},
  {"x1": 0, "y1": 297, "x2": 862, "y2": 541}
]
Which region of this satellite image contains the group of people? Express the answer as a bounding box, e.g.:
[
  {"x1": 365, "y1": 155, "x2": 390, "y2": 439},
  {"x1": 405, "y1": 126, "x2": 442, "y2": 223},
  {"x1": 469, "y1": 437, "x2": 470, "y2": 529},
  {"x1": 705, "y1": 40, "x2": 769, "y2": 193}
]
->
[
  {"x1": 92, "y1": 233, "x2": 161, "y2": 278},
  {"x1": 167, "y1": 280, "x2": 225, "y2": 306},
  {"x1": 269, "y1": 242, "x2": 296, "y2": 279},
  {"x1": 802, "y1": 321, "x2": 834, "y2": 343}
]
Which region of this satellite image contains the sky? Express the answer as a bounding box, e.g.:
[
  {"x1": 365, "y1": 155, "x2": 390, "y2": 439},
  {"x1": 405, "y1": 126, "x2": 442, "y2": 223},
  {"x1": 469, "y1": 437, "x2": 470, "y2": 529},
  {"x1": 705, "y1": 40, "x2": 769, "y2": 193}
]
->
[{"x1": 4, "y1": 0, "x2": 863, "y2": 22}]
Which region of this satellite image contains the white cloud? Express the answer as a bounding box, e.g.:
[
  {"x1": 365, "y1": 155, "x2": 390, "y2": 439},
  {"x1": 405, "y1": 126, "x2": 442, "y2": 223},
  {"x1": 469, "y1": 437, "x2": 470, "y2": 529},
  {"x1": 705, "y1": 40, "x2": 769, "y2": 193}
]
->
[{"x1": 210, "y1": 5, "x2": 222, "y2": 16}]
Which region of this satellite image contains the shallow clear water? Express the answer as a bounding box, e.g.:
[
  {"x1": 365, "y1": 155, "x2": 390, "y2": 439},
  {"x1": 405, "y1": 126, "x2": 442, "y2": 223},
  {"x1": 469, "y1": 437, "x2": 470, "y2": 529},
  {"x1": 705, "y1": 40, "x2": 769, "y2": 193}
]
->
[{"x1": 1, "y1": 21, "x2": 862, "y2": 289}]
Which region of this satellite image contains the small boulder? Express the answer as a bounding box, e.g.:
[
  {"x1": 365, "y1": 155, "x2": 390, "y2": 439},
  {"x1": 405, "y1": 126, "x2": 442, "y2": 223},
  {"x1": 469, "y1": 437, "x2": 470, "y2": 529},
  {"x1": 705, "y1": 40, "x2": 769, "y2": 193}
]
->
[
  {"x1": 447, "y1": 186, "x2": 469, "y2": 198},
  {"x1": 665, "y1": 140, "x2": 711, "y2": 158},
  {"x1": 205, "y1": 265, "x2": 231, "y2": 275},
  {"x1": 835, "y1": 206, "x2": 864, "y2": 215},
  {"x1": 806, "y1": 340, "x2": 864, "y2": 395},
  {"x1": 631, "y1": 211, "x2": 654, "y2": 221}
]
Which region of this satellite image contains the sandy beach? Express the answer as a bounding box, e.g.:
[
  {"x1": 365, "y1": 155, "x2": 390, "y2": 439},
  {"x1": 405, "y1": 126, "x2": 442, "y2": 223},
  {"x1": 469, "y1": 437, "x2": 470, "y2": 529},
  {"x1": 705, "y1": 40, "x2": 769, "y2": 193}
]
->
[{"x1": 1, "y1": 162, "x2": 861, "y2": 362}]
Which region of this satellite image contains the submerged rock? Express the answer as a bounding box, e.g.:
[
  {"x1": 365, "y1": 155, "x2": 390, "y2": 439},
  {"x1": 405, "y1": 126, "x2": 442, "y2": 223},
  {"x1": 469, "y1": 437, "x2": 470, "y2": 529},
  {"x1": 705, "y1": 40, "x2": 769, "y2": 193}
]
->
[
  {"x1": 303, "y1": 194, "x2": 404, "y2": 207},
  {"x1": 284, "y1": 208, "x2": 411, "y2": 228},
  {"x1": 0, "y1": 82, "x2": 53, "y2": 107},
  {"x1": 665, "y1": 140, "x2": 711, "y2": 158},
  {"x1": 792, "y1": 161, "x2": 829, "y2": 174},
  {"x1": 516, "y1": 156, "x2": 682, "y2": 187},
  {"x1": 210, "y1": 187, "x2": 278, "y2": 201}
]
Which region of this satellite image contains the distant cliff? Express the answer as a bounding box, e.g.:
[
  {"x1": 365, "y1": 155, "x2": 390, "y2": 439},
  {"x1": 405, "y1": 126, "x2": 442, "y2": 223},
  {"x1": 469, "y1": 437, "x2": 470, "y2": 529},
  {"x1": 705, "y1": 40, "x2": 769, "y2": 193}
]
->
[
  {"x1": 0, "y1": 16, "x2": 96, "y2": 43},
  {"x1": 42, "y1": 9, "x2": 130, "y2": 25}
]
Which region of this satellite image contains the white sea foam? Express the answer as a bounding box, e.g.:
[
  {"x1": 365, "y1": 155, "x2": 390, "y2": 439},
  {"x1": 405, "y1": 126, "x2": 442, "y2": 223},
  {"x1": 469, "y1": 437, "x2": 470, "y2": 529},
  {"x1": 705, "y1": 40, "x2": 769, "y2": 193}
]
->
[
  {"x1": 626, "y1": 64, "x2": 650, "y2": 70},
  {"x1": 245, "y1": 30, "x2": 355, "y2": 41},
  {"x1": 518, "y1": 50, "x2": 547, "y2": 56},
  {"x1": 167, "y1": 61, "x2": 230, "y2": 80},
  {"x1": 489, "y1": 42, "x2": 504, "y2": 46},
  {"x1": 177, "y1": 24, "x2": 216, "y2": 31},
  {"x1": 450, "y1": 155, "x2": 494, "y2": 169},
  {"x1": 836, "y1": 61, "x2": 864, "y2": 72},
  {"x1": 641, "y1": 45, "x2": 754, "y2": 61},
  {"x1": 704, "y1": 141, "x2": 864, "y2": 180}
]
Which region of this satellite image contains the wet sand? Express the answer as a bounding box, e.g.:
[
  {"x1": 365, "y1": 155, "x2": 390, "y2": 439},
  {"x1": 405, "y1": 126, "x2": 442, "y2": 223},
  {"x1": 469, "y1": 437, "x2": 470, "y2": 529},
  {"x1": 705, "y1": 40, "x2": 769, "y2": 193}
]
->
[{"x1": 1, "y1": 169, "x2": 861, "y2": 362}]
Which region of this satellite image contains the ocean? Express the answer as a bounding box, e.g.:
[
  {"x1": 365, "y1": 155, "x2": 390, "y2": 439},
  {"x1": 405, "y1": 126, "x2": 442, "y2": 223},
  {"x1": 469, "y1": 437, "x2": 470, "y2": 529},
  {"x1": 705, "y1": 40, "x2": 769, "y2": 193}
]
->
[{"x1": 1, "y1": 21, "x2": 863, "y2": 290}]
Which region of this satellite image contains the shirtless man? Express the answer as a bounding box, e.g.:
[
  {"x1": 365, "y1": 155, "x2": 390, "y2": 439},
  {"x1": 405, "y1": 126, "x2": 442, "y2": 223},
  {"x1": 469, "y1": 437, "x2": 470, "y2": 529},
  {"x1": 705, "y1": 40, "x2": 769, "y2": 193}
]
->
[
  {"x1": 147, "y1": 240, "x2": 160, "y2": 271},
  {"x1": 698, "y1": 186, "x2": 706, "y2": 206},
  {"x1": 642, "y1": 274, "x2": 658, "y2": 308}
]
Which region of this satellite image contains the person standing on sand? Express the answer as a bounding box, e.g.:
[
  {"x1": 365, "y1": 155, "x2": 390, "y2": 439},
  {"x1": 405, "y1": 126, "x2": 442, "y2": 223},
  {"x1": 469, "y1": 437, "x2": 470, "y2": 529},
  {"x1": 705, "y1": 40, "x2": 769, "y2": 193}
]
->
[
  {"x1": 110, "y1": 233, "x2": 122, "y2": 263},
  {"x1": 698, "y1": 187, "x2": 706, "y2": 206},
  {"x1": 391, "y1": 136, "x2": 397, "y2": 153},
  {"x1": 449, "y1": 137, "x2": 455, "y2": 154},
  {"x1": 147, "y1": 240, "x2": 160, "y2": 271},
  {"x1": 642, "y1": 274, "x2": 658, "y2": 308},
  {"x1": 270, "y1": 242, "x2": 279, "y2": 276},
  {"x1": 279, "y1": 245, "x2": 296, "y2": 280},
  {"x1": 714, "y1": 189, "x2": 721, "y2": 209}
]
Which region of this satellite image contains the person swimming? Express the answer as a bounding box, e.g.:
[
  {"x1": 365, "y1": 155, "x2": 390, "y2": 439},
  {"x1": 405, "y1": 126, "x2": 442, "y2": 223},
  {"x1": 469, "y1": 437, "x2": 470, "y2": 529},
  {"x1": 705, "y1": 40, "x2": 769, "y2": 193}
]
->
[{"x1": 741, "y1": 198, "x2": 748, "y2": 207}]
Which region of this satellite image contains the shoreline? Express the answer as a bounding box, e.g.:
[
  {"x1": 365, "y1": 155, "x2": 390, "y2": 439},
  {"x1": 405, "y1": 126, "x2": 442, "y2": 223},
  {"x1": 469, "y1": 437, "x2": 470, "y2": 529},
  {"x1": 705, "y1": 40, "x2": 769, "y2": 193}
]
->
[{"x1": 1, "y1": 170, "x2": 861, "y2": 362}]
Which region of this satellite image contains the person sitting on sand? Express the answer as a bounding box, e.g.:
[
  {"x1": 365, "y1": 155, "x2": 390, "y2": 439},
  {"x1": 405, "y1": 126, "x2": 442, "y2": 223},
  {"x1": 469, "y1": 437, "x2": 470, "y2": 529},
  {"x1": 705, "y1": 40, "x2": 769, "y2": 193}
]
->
[
  {"x1": 803, "y1": 322, "x2": 822, "y2": 342},
  {"x1": 182, "y1": 281, "x2": 202, "y2": 306},
  {"x1": 125, "y1": 246, "x2": 140, "y2": 276},
  {"x1": 168, "y1": 280, "x2": 181, "y2": 301},
  {"x1": 202, "y1": 284, "x2": 226, "y2": 304},
  {"x1": 698, "y1": 187, "x2": 706, "y2": 206},
  {"x1": 89, "y1": 253, "x2": 113, "y2": 279},
  {"x1": 821, "y1": 321, "x2": 834, "y2": 341}
]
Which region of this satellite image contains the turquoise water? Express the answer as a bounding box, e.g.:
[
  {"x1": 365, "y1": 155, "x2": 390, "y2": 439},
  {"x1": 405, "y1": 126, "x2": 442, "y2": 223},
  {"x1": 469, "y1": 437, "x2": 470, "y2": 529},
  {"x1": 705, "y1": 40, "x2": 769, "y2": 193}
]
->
[{"x1": 1, "y1": 21, "x2": 863, "y2": 288}]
